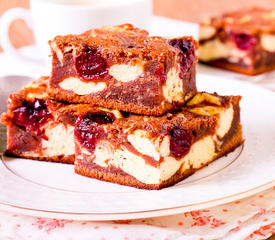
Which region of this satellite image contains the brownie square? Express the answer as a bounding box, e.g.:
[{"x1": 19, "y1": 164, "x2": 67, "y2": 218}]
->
[
  {"x1": 49, "y1": 24, "x2": 198, "y2": 115},
  {"x1": 74, "y1": 92, "x2": 243, "y2": 189}
]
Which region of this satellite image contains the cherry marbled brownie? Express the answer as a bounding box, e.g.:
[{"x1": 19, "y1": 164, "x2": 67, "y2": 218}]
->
[
  {"x1": 0, "y1": 77, "x2": 75, "y2": 163},
  {"x1": 199, "y1": 7, "x2": 275, "y2": 75},
  {"x1": 75, "y1": 92, "x2": 243, "y2": 189},
  {"x1": 0, "y1": 77, "x2": 120, "y2": 164},
  {"x1": 49, "y1": 24, "x2": 198, "y2": 116}
]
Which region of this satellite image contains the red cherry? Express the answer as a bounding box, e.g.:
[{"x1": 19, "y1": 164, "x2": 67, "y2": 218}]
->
[
  {"x1": 13, "y1": 99, "x2": 52, "y2": 139},
  {"x1": 75, "y1": 47, "x2": 108, "y2": 80},
  {"x1": 168, "y1": 39, "x2": 195, "y2": 76},
  {"x1": 74, "y1": 113, "x2": 115, "y2": 152},
  {"x1": 234, "y1": 33, "x2": 256, "y2": 50},
  {"x1": 169, "y1": 128, "x2": 192, "y2": 158}
]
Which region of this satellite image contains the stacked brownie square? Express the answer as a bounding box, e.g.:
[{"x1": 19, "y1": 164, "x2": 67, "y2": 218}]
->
[{"x1": 1, "y1": 24, "x2": 243, "y2": 189}]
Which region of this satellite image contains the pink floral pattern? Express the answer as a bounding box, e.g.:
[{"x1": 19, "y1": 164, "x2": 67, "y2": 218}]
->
[
  {"x1": 0, "y1": 187, "x2": 274, "y2": 240},
  {"x1": 32, "y1": 218, "x2": 73, "y2": 234},
  {"x1": 249, "y1": 224, "x2": 275, "y2": 238}
]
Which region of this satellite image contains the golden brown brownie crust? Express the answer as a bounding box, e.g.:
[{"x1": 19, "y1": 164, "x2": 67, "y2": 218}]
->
[{"x1": 52, "y1": 24, "x2": 198, "y2": 64}]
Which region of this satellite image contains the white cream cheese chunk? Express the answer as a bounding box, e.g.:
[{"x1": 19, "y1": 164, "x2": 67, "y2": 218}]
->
[
  {"x1": 109, "y1": 63, "x2": 143, "y2": 82},
  {"x1": 199, "y1": 25, "x2": 216, "y2": 41},
  {"x1": 59, "y1": 77, "x2": 106, "y2": 95},
  {"x1": 110, "y1": 147, "x2": 161, "y2": 184},
  {"x1": 42, "y1": 124, "x2": 74, "y2": 156},
  {"x1": 187, "y1": 136, "x2": 216, "y2": 169},
  {"x1": 127, "y1": 130, "x2": 160, "y2": 161},
  {"x1": 216, "y1": 104, "x2": 234, "y2": 138},
  {"x1": 162, "y1": 67, "x2": 184, "y2": 103},
  {"x1": 94, "y1": 143, "x2": 112, "y2": 168},
  {"x1": 199, "y1": 39, "x2": 228, "y2": 62},
  {"x1": 261, "y1": 34, "x2": 275, "y2": 52}
]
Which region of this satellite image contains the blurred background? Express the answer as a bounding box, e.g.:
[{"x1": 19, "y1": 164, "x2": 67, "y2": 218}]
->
[{"x1": 1, "y1": 0, "x2": 275, "y2": 52}]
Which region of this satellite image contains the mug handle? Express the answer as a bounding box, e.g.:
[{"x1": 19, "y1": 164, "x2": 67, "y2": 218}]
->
[{"x1": 0, "y1": 8, "x2": 39, "y2": 63}]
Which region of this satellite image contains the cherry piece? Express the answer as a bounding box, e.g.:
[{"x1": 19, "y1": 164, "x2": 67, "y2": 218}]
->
[
  {"x1": 169, "y1": 128, "x2": 192, "y2": 158},
  {"x1": 75, "y1": 47, "x2": 108, "y2": 80},
  {"x1": 234, "y1": 33, "x2": 256, "y2": 50},
  {"x1": 168, "y1": 39, "x2": 195, "y2": 75},
  {"x1": 74, "y1": 112, "x2": 115, "y2": 152},
  {"x1": 13, "y1": 99, "x2": 52, "y2": 139}
]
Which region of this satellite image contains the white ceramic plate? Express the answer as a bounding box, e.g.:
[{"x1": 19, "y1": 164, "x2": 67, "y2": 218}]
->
[{"x1": 0, "y1": 73, "x2": 274, "y2": 220}]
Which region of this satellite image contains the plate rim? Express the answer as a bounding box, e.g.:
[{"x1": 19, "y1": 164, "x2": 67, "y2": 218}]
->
[{"x1": 0, "y1": 180, "x2": 273, "y2": 221}]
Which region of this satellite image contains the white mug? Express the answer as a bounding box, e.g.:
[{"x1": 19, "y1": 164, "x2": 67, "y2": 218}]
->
[{"x1": 0, "y1": 0, "x2": 152, "y2": 65}]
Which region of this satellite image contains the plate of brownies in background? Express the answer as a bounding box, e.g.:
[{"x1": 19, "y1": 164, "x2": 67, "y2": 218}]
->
[
  {"x1": 198, "y1": 7, "x2": 275, "y2": 89},
  {"x1": 0, "y1": 15, "x2": 274, "y2": 220}
]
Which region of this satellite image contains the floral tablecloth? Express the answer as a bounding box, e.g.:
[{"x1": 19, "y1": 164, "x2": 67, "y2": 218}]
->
[{"x1": 0, "y1": 186, "x2": 274, "y2": 240}]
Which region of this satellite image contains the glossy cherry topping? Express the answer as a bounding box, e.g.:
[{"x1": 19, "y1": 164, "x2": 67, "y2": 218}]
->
[
  {"x1": 169, "y1": 128, "x2": 192, "y2": 158},
  {"x1": 12, "y1": 99, "x2": 52, "y2": 139},
  {"x1": 168, "y1": 39, "x2": 195, "y2": 75},
  {"x1": 75, "y1": 112, "x2": 115, "y2": 152},
  {"x1": 75, "y1": 47, "x2": 108, "y2": 80},
  {"x1": 233, "y1": 33, "x2": 256, "y2": 50}
]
